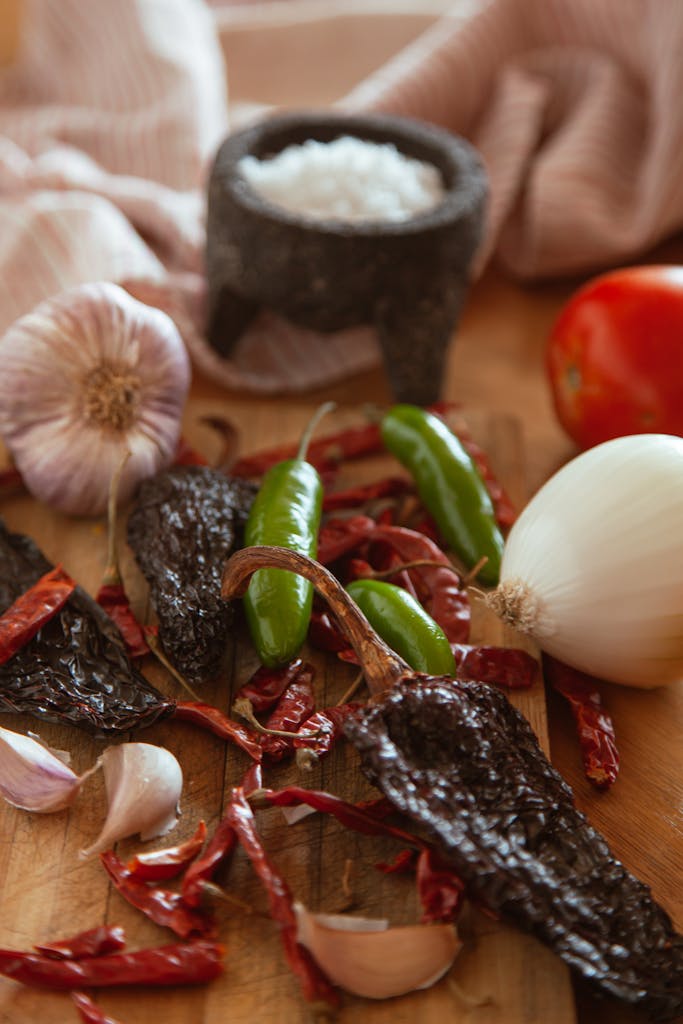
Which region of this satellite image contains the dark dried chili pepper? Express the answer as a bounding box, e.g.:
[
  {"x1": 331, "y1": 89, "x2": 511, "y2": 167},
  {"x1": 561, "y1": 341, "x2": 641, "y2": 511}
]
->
[
  {"x1": 173, "y1": 701, "x2": 262, "y2": 761},
  {"x1": 235, "y1": 658, "x2": 306, "y2": 714},
  {"x1": 223, "y1": 546, "x2": 683, "y2": 1023},
  {"x1": 126, "y1": 821, "x2": 207, "y2": 882},
  {"x1": 543, "y1": 654, "x2": 619, "y2": 790},
  {"x1": 72, "y1": 991, "x2": 123, "y2": 1024},
  {"x1": 34, "y1": 925, "x2": 126, "y2": 960},
  {"x1": 452, "y1": 644, "x2": 538, "y2": 690},
  {"x1": 259, "y1": 671, "x2": 316, "y2": 762},
  {"x1": 0, "y1": 565, "x2": 75, "y2": 665},
  {"x1": 100, "y1": 851, "x2": 215, "y2": 940},
  {"x1": 0, "y1": 940, "x2": 224, "y2": 989},
  {"x1": 127, "y1": 466, "x2": 256, "y2": 684},
  {"x1": 0, "y1": 520, "x2": 173, "y2": 734},
  {"x1": 225, "y1": 787, "x2": 339, "y2": 1011},
  {"x1": 346, "y1": 679, "x2": 681, "y2": 1021}
]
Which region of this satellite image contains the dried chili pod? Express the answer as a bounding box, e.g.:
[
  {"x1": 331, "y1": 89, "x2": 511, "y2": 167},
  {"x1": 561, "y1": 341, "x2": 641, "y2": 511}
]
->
[
  {"x1": 127, "y1": 466, "x2": 256, "y2": 685},
  {"x1": 0, "y1": 520, "x2": 173, "y2": 734},
  {"x1": 223, "y1": 547, "x2": 683, "y2": 1022}
]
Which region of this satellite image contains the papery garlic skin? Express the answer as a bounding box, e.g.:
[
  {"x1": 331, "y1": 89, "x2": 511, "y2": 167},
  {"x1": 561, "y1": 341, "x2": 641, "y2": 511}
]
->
[
  {"x1": 80, "y1": 742, "x2": 182, "y2": 859},
  {"x1": 490, "y1": 434, "x2": 683, "y2": 688},
  {"x1": 0, "y1": 726, "x2": 82, "y2": 812},
  {"x1": 0, "y1": 282, "x2": 191, "y2": 516}
]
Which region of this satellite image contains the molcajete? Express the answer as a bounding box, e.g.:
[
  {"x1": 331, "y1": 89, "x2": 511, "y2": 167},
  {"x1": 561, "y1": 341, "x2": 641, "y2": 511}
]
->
[{"x1": 205, "y1": 111, "x2": 488, "y2": 405}]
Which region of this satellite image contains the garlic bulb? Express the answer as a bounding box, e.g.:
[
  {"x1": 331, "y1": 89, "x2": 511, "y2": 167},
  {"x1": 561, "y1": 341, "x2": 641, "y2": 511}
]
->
[
  {"x1": 80, "y1": 742, "x2": 182, "y2": 858},
  {"x1": 0, "y1": 282, "x2": 191, "y2": 516},
  {"x1": 487, "y1": 434, "x2": 683, "y2": 688}
]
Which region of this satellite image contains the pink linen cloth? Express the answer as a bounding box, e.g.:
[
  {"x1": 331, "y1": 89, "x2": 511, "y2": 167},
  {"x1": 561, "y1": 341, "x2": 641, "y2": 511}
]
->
[{"x1": 1, "y1": 0, "x2": 682, "y2": 394}]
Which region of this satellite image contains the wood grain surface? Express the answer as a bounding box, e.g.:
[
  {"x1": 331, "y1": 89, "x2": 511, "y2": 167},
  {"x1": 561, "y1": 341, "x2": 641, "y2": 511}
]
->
[{"x1": 0, "y1": 402, "x2": 580, "y2": 1024}]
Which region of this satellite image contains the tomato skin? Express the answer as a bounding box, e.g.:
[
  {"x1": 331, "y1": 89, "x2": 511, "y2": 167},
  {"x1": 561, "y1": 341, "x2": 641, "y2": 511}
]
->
[{"x1": 546, "y1": 265, "x2": 683, "y2": 450}]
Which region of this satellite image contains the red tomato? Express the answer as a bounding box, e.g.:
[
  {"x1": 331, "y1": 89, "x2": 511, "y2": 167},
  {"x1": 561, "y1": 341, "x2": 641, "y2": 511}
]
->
[{"x1": 545, "y1": 265, "x2": 683, "y2": 450}]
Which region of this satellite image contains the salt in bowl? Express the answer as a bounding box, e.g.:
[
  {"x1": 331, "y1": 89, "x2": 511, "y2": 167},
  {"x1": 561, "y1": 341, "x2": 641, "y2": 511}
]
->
[{"x1": 205, "y1": 111, "x2": 488, "y2": 404}]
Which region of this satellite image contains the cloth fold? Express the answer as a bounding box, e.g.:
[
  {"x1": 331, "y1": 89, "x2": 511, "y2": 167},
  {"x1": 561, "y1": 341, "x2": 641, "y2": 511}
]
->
[{"x1": 1, "y1": 0, "x2": 682, "y2": 395}]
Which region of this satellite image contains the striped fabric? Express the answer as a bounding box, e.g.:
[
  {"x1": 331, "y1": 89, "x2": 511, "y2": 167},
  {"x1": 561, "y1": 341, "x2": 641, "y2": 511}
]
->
[{"x1": 1, "y1": 0, "x2": 682, "y2": 394}]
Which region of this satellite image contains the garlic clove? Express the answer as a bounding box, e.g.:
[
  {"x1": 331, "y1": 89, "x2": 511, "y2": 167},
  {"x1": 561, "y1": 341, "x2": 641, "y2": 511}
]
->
[
  {"x1": 294, "y1": 902, "x2": 462, "y2": 999},
  {"x1": 0, "y1": 726, "x2": 84, "y2": 813},
  {"x1": 80, "y1": 742, "x2": 182, "y2": 859}
]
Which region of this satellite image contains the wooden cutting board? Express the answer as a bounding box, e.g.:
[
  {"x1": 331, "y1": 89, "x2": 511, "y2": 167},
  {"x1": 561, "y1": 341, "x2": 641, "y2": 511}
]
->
[{"x1": 0, "y1": 402, "x2": 577, "y2": 1024}]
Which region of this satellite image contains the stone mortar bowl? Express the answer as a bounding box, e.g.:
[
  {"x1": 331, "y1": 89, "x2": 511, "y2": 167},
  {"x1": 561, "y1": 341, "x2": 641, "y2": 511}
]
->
[{"x1": 206, "y1": 111, "x2": 488, "y2": 405}]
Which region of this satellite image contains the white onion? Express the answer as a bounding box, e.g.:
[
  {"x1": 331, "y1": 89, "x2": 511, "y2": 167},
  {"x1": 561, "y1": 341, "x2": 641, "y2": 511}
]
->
[
  {"x1": 0, "y1": 282, "x2": 191, "y2": 516},
  {"x1": 487, "y1": 434, "x2": 683, "y2": 688}
]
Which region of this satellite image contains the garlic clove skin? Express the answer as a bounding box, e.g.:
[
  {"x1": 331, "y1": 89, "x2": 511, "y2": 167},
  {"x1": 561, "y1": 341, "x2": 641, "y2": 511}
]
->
[
  {"x1": 294, "y1": 902, "x2": 462, "y2": 999},
  {"x1": 0, "y1": 282, "x2": 191, "y2": 517},
  {"x1": 490, "y1": 434, "x2": 683, "y2": 688},
  {"x1": 80, "y1": 742, "x2": 182, "y2": 859},
  {"x1": 0, "y1": 726, "x2": 84, "y2": 813}
]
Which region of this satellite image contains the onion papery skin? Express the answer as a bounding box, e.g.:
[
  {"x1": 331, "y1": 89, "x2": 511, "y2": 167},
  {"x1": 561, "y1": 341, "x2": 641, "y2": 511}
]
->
[
  {"x1": 0, "y1": 282, "x2": 191, "y2": 516},
  {"x1": 494, "y1": 434, "x2": 683, "y2": 688}
]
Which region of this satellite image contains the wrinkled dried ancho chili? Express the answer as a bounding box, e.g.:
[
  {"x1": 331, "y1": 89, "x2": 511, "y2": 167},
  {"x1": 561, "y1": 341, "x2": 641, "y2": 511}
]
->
[
  {"x1": 0, "y1": 520, "x2": 172, "y2": 733},
  {"x1": 127, "y1": 467, "x2": 256, "y2": 684},
  {"x1": 344, "y1": 679, "x2": 683, "y2": 1022}
]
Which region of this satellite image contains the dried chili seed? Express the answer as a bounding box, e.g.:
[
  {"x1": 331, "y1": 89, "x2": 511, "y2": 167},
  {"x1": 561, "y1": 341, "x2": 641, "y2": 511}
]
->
[
  {"x1": 0, "y1": 520, "x2": 173, "y2": 734},
  {"x1": 127, "y1": 467, "x2": 256, "y2": 684}
]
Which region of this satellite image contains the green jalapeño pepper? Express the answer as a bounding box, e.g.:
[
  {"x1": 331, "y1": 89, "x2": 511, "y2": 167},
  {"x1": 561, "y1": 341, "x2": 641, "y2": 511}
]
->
[
  {"x1": 346, "y1": 579, "x2": 456, "y2": 676},
  {"x1": 243, "y1": 405, "x2": 332, "y2": 666},
  {"x1": 381, "y1": 404, "x2": 504, "y2": 586}
]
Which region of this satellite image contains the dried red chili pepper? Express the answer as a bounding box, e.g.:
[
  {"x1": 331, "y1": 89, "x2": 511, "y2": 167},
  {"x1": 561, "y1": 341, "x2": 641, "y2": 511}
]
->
[
  {"x1": 322, "y1": 477, "x2": 412, "y2": 512},
  {"x1": 235, "y1": 658, "x2": 306, "y2": 714},
  {"x1": 416, "y1": 848, "x2": 466, "y2": 924},
  {"x1": 100, "y1": 851, "x2": 215, "y2": 939},
  {"x1": 231, "y1": 422, "x2": 383, "y2": 478},
  {"x1": 173, "y1": 436, "x2": 209, "y2": 467},
  {"x1": 0, "y1": 465, "x2": 24, "y2": 496},
  {"x1": 307, "y1": 607, "x2": 349, "y2": 653},
  {"x1": 316, "y1": 515, "x2": 376, "y2": 566},
  {"x1": 181, "y1": 819, "x2": 237, "y2": 909},
  {"x1": 293, "y1": 704, "x2": 362, "y2": 760},
  {"x1": 543, "y1": 654, "x2": 620, "y2": 790},
  {"x1": 126, "y1": 821, "x2": 207, "y2": 882},
  {"x1": 0, "y1": 940, "x2": 224, "y2": 989},
  {"x1": 173, "y1": 701, "x2": 262, "y2": 761},
  {"x1": 368, "y1": 524, "x2": 470, "y2": 643},
  {"x1": 226, "y1": 787, "x2": 339, "y2": 1010},
  {"x1": 375, "y1": 848, "x2": 417, "y2": 875},
  {"x1": 34, "y1": 925, "x2": 126, "y2": 960},
  {"x1": 260, "y1": 672, "x2": 316, "y2": 762},
  {"x1": 452, "y1": 644, "x2": 538, "y2": 690},
  {"x1": 0, "y1": 565, "x2": 76, "y2": 666},
  {"x1": 72, "y1": 991, "x2": 123, "y2": 1024}
]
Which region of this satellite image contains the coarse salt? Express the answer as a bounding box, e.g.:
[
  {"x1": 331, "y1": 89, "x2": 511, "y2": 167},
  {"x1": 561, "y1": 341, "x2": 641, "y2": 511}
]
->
[{"x1": 238, "y1": 135, "x2": 445, "y2": 223}]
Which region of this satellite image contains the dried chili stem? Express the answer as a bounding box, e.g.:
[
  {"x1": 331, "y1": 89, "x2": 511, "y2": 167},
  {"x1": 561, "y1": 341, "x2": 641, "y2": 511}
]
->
[
  {"x1": 232, "y1": 697, "x2": 322, "y2": 741},
  {"x1": 145, "y1": 630, "x2": 201, "y2": 702},
  {"x1": 335, "y1": 670, "x2": 366, "y2": 707},
  {"x1": 462, "y1": 555, "x2": 489, "y2": 587},
  {"x1": 102, "y1": 450, "x2": 131, "y2": 587}
]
